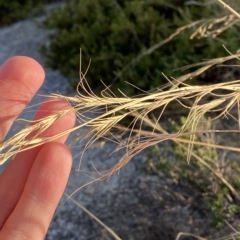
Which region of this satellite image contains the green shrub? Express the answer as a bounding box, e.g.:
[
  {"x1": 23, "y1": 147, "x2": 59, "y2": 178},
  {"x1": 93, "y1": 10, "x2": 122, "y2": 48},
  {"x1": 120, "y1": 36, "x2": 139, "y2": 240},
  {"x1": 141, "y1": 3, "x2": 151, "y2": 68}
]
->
[
  {"x1": 0, "y1": 0, "x2": 60, "y2": 26},
  {"x1": 40, "y1": 0, "x2": 239, "y2": 95}
]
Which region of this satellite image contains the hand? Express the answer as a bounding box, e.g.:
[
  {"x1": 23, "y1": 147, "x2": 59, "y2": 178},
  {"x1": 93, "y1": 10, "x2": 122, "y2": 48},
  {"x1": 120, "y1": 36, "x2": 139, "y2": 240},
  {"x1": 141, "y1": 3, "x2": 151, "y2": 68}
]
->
[{"x1": 0, "y1": 56, "x2": 76, "y2": 240}]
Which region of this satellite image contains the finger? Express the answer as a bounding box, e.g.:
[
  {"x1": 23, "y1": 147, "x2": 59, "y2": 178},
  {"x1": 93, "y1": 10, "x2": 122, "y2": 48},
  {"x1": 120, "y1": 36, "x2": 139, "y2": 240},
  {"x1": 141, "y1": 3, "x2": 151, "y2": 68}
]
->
[
  {"x1": 0, "y1": 142, "x2": 72, "y2": 240},
  {"x1": 0, "y1": 56, "x2": 44, "y2": 141},
  {"x1": 0, "y1": 99, "x2": 75, "y2": 229}
]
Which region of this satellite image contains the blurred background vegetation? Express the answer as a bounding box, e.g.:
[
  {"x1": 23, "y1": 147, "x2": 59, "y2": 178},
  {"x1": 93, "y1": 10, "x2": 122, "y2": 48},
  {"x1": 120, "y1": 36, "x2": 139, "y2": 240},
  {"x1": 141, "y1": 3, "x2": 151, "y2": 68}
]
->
[
  {"x1": 1, "y1": 0, "x2": 239, "y2": 95},
  {"x1": 0, "y1": 0, "x2": 59, "y2": 25},
  {"x1": 39, "y1": 0, "x2": 240, "y2": 95}
]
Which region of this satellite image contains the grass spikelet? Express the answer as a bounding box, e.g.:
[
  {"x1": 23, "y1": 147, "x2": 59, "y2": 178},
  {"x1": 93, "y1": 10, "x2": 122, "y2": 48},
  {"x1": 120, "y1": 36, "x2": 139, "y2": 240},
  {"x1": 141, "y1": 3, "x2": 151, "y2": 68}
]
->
[
  {"x1": 2, "y1": 68, "x2": 240, "y2": 166},
  {"x1": 190, "y1": 14, "x2": 240, "y2": 39},
  {"x1": 0, "y1": 108, "x2": 71, "y2": 164}
]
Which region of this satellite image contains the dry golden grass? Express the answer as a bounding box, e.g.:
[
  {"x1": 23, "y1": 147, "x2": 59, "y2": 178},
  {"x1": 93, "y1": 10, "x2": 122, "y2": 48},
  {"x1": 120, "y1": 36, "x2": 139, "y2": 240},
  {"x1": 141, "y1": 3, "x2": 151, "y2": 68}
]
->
[
  {"x1": 1, "y1": 0, "x2": 240, "y2": 239},
  {"x1": 2, "y1": 59, "x2": 240, "y2": 188},
  {"x1": 0, "y1": 0, "x2": 240, "y2": 190}
]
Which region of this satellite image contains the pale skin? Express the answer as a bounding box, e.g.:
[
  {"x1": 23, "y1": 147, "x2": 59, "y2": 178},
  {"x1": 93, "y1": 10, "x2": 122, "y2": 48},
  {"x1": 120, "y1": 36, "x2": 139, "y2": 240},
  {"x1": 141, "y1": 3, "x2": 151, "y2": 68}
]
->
[{"x1": 0, "y1": 56, "x2": 76, "y2": 240}]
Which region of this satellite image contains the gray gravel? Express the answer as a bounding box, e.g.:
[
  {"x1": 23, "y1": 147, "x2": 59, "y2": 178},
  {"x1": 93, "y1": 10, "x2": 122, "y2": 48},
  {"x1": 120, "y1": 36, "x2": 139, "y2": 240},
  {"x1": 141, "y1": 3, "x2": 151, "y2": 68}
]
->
[{"x1": 0, "y1": 4, "x2": 219, "y2": 240}]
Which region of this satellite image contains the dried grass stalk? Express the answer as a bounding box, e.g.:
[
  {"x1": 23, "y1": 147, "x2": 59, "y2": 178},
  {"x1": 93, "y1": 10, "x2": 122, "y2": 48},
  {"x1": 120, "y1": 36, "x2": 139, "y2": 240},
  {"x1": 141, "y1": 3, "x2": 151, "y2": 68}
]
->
[{"x1": 2, "y1": 63, "x2": 240, "y2": 169}]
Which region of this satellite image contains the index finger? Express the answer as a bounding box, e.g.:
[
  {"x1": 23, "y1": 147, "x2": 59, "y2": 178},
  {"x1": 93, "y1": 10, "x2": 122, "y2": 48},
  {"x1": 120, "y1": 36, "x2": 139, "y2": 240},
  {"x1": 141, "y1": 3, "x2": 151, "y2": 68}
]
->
[{"x1": 0, "y1": 56, "x2": 44, "y2": 141}]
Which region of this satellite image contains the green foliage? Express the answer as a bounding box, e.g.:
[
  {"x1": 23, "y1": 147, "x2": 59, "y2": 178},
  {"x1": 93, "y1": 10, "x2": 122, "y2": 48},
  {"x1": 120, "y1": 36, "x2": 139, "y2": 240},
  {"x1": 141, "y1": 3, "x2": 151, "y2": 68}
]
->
[
  {"x1": 146, "y1": 117, "x2": 240, "y2": 229},
  {"x1": 41, "y1": 0, "x2": 239, "y2": 95},
  {"x1": 0, "y1": 0, "x2": 59, "y2": 26}
]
